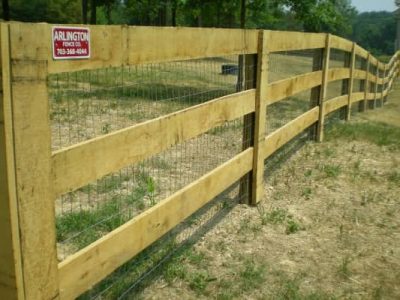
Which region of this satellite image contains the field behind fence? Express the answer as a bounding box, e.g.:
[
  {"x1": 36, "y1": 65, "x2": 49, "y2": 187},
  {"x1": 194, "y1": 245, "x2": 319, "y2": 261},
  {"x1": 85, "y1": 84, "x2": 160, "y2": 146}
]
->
[{"x1": 0, "y1": 22, "x2": 399, "y2": 300}]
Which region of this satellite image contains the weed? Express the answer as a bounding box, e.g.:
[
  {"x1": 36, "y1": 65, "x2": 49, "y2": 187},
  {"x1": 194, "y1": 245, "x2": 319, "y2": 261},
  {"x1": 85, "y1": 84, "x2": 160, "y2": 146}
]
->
[
  {"x1": 258, "y1": 206, "x2": 288, "y2": 225},
  {"x1": 388, "y1": 171, "x2": 400, "y2": 183},
  {"x1": 286, "y1": 218, "x2": 303, "y2": 235},
  {"x1": 301, "y1": 187, "x2": 312, "y2": 200},
  {"x1": 322, "y1": 164, "x2": 341, "y2": 178},
  {"x1": 101, "y1": 123, "x2": 112, "y2": 134},
  {"x1": 338, "y1": 256, "x2": 352, "y2": 279},
  {"x1": 163, "y1": 259, "x2": 187, "y2": 284},
  {"x1": 304, "y1": 169, "x2": 313, "y2": 178},
  {"x1": 188, "y1": 271, "x2": 214, "y2": 295},
  {"x1": 323, "y1": 147, "x2": 336, "y2": 157},
  {"x1": 239, "y1": 260, "x2": 266, "y2": 291},
  {"x1": 185, "y1": 250, "x2": 207, "y2": 267}
]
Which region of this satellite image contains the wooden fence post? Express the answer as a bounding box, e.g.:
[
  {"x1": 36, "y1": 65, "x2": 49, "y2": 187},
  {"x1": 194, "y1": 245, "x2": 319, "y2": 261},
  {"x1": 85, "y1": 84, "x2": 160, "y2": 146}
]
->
[
  {"x1": 346, "y1": 43, "x2": 356, "y2": 120},
  {"x1": 371, "y1": 64, "x2": 379, "y2": 109},
  {"x1": 0, "y1": 23, "x2": 25, "y2": 300},
  {"x1": 2, "y1": 23, "x2": 60, "y2": 300},
  {"x1": 310, "y1": 48, "x2": 323, "y2": 139},
  {"x1": 250, "y1": 30, "x2": 268, "y2": 205},
  {"x1": 340, "y1": 47, "x2": 351, "y2": 119},
  {"x1": 239, "y1": 54, "x2": 257, "y2": 204},
  {"x1": 316, "y1": 33, "x2": 331, "y2": 142},
  {"x1": 360, "y1": 53, "x2": 370, "y2": 112},
  {"x1": 380, "y1": 65, "x2": 386, "y2": 107}
]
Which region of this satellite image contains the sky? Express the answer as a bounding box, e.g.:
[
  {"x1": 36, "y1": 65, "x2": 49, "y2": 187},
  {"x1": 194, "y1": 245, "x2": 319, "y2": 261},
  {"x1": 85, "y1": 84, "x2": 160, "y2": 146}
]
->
[{"x1": 351, "y1": 0, "x2": 397, "y2": 12}]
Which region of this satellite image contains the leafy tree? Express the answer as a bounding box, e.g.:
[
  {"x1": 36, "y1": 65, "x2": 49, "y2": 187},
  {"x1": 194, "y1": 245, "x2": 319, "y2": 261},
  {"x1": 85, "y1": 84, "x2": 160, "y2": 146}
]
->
[{"x1": 352, "y1": 11, "x2": 396, "y2": 55}]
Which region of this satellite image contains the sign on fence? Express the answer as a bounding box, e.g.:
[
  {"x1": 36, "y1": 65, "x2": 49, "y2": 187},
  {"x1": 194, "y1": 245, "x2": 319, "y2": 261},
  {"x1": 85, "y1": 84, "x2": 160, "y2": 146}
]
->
[{"x1": 52, "y1": 26, "x2": 90, "y2": 60}]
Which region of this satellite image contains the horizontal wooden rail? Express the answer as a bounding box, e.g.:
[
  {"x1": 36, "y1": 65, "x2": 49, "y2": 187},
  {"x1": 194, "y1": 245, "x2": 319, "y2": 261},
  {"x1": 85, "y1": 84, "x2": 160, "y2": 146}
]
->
[
  {"x1": 52, "y1": 90, "x2": 256, "y2": 196},
  {"x1": 355, "y1": 44, "x2": 369, "y2": 59},
  {"x1": 327, "y1": 68, "x2": 350, "y2": 82},
  {"x1": 330, "y1": 35, "x2": 353, "y2": 52},
  {"x1": 58, "y1": 148, "x2": 254, "y2": 300},
  {"x1": 265, "y1": 30, "x2": 325, "y2": 52},
  {"x1": 261, "y1": 107, "x2": 319, "y2": 159},
  {"x1": 9, "y1": 23, "x2": 259, "y2": 74},
  {"x1": 324, "y1": 95, "x2": 348, "y2": 115},
  {"x1": 267, "y1": 71, "x2": 322, "y2": 104},
  {"x1": 350, "y1": 92, "x2": 365, "y2": 103},
  {"x1": 353, "y1": 69, "x2": 367, "y2": 80}
]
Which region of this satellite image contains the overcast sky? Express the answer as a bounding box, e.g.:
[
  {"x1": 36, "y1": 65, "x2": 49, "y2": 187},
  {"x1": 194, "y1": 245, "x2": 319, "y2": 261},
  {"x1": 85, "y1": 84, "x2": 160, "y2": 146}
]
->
[{"x1": 351, "y1": 0, "x2": 396, "y2": 12}]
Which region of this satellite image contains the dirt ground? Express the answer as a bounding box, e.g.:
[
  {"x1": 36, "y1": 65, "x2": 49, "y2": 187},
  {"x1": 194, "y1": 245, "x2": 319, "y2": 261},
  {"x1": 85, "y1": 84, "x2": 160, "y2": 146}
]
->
[{"x1": 138, "y1": 85, "x2": 400, "y2": 299}]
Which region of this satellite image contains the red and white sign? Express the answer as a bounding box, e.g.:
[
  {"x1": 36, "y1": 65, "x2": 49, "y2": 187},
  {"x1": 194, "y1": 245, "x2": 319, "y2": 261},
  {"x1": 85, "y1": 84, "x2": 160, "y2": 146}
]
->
[{"x1": 52, "y1": 26, "x2": 90, "y2": 60}]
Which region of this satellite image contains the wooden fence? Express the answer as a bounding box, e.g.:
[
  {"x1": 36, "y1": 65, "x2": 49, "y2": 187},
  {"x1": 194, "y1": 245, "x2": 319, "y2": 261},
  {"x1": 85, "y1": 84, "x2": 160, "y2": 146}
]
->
[{"x1": 1, "y1": 22, "x2": 399, "y2": 300}]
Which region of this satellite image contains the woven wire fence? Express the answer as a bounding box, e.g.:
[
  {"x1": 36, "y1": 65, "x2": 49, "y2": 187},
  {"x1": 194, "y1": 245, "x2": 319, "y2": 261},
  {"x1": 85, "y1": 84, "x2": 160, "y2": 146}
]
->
[
  {"x1": 48, "y1": 45, "x2": 360, "y2": 298},
  {"x1": 48, "y1": 55, "x2": 255, "y2": 298}
]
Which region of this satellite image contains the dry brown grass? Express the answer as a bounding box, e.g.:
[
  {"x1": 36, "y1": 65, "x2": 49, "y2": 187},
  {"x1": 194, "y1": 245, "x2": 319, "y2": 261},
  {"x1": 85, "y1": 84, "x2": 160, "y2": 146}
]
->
[{"x1": 138, "y1": 84, "x2": 400, "y2": 300}]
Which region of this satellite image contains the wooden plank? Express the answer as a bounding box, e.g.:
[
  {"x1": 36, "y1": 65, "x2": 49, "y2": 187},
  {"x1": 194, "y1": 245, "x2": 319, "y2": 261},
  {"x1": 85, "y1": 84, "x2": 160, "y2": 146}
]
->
[
  {"x1": 267, "y1": 71, "x2": 323, "y2": 104},
  {"x1": 58, "y1": 148, "x2": 254, "y2": 300},
  {"x1": 261, "y1": 107, "x2": 319, "y2": 159},
  {"x1": 346, "y1": 43, "x2": 356, "y2": 120},
  {"x1": 8, "y1": 23, "x2": 60, "y2": 300},
  {"x1": 0, "y1": 23, "x2": 24, "y2": 300},
  {"x1": 53, "y1": 90, "x2": 256, "y2": 197},
  {"x1": 327, "y1": 68, "x2": 350, "y2": 82},
  {"x1": 9, "y1": 23, "x2": 258, "y2": 74},
  {"x1": 251, "y1": 30, "x2": 268, "y2": 205},
  {"x1": 239, "y1": 54, "x2": 257, "y2": 204},
  {"x1": 354, "y1": 44, "x2": 368, "y2": 59},
  {"x1": 359, "y1": 54, "x2": 370, "y2": 112},
  {"x1": 340, "y1": 50, "x2": 351, "y2": 119},
  {"x1": 372, "y1": 64, "x2": 379, "y2": 109},
  {"x1": 330, "y1": 35, "x2": 353, "y2": 52},
  {"x1": 351, "y1": 92, "x2": 366, "y2": 103},
  {"x1": 265, "y1": 30, "x2": 325, "y2": 52},
  {"x1": 316, "y1": 34, "x2": 331, "y2": 142},
  {"x1": 127, "y1": 26, "x2": 258, "y2": 66},
  {"x1": 324, "y1": 95, "x2": 349, "y2": 115},
  {"x1": 353, "y1": 69, "x2": 367, "y2": 80},
  {"x1": 309, "y1": 48, "x2": 323, "y2": 140},
  {"x1": 380, "y1": 65, "x2": 387, "y2": 106}
]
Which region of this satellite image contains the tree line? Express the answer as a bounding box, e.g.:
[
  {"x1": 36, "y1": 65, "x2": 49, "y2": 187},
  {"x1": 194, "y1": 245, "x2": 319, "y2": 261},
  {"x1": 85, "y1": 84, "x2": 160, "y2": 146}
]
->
[{"x1": 0, "y1": 0, "x2": 397, "y2": 55}]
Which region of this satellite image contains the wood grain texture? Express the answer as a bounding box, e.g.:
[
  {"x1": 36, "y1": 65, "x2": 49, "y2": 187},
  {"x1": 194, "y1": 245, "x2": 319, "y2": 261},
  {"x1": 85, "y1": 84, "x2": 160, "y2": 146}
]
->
[
  {"x1": 8, "y1": 23, "x2": 60, "y2": 300},
  {"x1": 251, "y1": 30, "x2": 268, "y2": 205},
  {"x1": 330, "y1": 35, "x2": 353, "y2": 52},
  {"x1": 0, "y1": 23, "x2": 24, "y2": 300},
  {"x1": 58, "y1": 148, "x2": 254, "y2": 300},
  {"x1": 267, "y1": 71, "x2": 323, "y2": 104},
  {"x1": 265, "y1": 30, "x2": 325, "y2": 52},
  {"x1": 53, "y1": 90, "x2": 256, "y2": 197},
  {"x1": 346, "y1": 43, "x2": 356, "y2": 120},
  {"x1": 317, "y1": 34, "x2": 331, "y2": 142},
  {"x1": 354, "y1": 44, "x2": 368, "y2": 59},
  {"x1": 327, "y1": 68, "x2": 350, "y2": 82},
  {"x1": 324, "y1": 95, "x2": 349, "y2": 115},
  {"x1": 351, "y1": 92, "x2": 367, "y2": 103},
  {"x1": 353, "y1": 69, "x2": 367, "y2": 80},
  {"x1": 261, "y1": 107, "x2": 319, "y2": 159}
]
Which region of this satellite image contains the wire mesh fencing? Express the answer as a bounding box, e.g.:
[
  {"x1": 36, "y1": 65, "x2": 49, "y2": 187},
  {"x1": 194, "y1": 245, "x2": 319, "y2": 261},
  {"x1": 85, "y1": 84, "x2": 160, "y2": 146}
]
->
[
  {"x1": 48, "y1": 41, "x2": 376, "y2": 298},
  {"x1": 49, "y1": 55, "x2": 256, "y2": 261}
]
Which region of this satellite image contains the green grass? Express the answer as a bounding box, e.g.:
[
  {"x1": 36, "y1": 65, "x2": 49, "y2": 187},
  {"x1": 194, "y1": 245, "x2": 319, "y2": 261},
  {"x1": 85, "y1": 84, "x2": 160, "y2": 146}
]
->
[
  {"x1": 321, "y1": 164, "x2": 341, "y2": 178},
  {"x1": 388, "y1": 171, "x2": 400, "y2": 184},
  {"x1": 57, "y1": 172, "x2": 157, "y2": 250},
  {"x1": 239, "y1": 259, "x2": 266, "y2": 291},
  {"x1": 326, "y1": 122, "x2": 400, "y2": 149},
  {"x1": 286, "y1": 218, "x2": 303, "y2": 235},
  {"x1": 258, "y1": 207, "x2": 288, "y2": 225}
]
